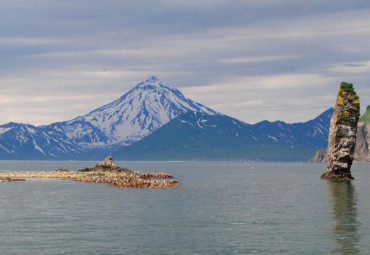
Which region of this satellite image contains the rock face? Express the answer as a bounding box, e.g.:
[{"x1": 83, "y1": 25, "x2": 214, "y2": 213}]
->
[
  {"x1": 78, "y1": 155, "x2": 130, "y2": 173},
  {"x1": 354, "y1": 121, "x2": 370, "y2": 162},
  {"x1": 355, "y1": 105, "x2": 370, "y2": 162},
  {"x1": 310, "y1": 105, "x2": 369, "y2": 163},
  {"x1": 308, "y1": 148, "x2": 327, "y2": 163},
  {"x1": 321, "y1": 82, "x2": 360, "y2": 180},
  {"x1": 96, "y1": 155, "x2": 119, "y2": 169}
]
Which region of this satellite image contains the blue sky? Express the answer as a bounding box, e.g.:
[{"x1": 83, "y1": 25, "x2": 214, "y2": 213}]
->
[{"x1": 0, "y1": 0, "x2": 369, "y2": 125}]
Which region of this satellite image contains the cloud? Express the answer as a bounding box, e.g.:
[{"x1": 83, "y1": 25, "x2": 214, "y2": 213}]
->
[
  {"x1": 0, "y1": 1, "x2": 370, "y2": 125},
  {"x1": 219, "y1": 55, "x2": 299, "y2": 64},
  {"x1": 0, "y1": 37, "x2": 57, "y2": 46},
  {"x1": 327, "y1": 61, "x2": 370, "y2": 74},
  {"x1": 182, "y1": 73, "x2": 339, "y2": 123}
]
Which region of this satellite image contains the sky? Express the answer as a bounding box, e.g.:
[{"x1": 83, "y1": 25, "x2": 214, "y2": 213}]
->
[{"x1": 0, "y1": 0, "x2": 369, "y2": 125}]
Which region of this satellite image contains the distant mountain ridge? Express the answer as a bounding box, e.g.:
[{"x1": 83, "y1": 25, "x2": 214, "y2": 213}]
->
[
  {"x1": 0, "y1": 76, "x2": 335, "y2": 160},
  {"x1": 114, "y1": 108, "x2": 334, "y2": 161},
  {"x1": 0, "y1": 122, "x2": 82, "y2": 159},
  {"x1": 0, "y1": 76, "x2": 216, "y2": 159}
]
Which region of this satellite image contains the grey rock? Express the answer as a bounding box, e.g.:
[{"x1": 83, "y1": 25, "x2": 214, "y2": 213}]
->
[
  {"x1": 309, "y1": 109, "x2": 369, "y2": 163},
  {"x1": 354, "y1": 122, "x2": 370, "y2": 162},
  {"x1": 308, "y1": 148, "x2": 327, "y2": 163},
  {"x1": 96, "y1": 155, "x2": 119, "y2": 169},
  {"x1": 321, "y1": 83, "x2": 360, "y2": 180}
]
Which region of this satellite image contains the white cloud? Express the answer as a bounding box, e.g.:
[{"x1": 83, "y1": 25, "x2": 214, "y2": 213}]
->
[
  {"x1": 220, "y1": 55, "x2": 299, "y2": 64},
  {"x1": 182, "y1": 73, "x2": 339, "y2": 123},
  {"x1": 0, "y1": 1, "x2": 369, "y2": 125},
  {"x1": 0, "y1": 37, "x2": 59, "y2": 46},
  {"x1": 327, "y1": 61, "x2": 370, "y2": 74}
]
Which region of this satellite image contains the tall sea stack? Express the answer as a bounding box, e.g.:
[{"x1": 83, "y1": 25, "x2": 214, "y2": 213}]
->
[{"x1": 321, "y1": 82, "x2": 360, "y2": 180}]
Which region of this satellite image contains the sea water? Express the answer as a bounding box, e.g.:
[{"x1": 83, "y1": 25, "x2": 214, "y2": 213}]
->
[{"x1": 0, "y1": 161, "x2": 369, "y2": 255}]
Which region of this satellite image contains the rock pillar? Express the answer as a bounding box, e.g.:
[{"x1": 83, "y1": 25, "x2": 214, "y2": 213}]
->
[
  {"x1": 96, "y1": 155, "x2": 119, "y2": 168},
  {"x1": 321, "y1": 82, "x2": 360, "y2": 180}
]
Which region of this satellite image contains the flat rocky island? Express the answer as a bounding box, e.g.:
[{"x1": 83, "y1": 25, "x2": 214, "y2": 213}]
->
[{"x1": 0, "y1": 156, "x2": 179, "y2": 188}]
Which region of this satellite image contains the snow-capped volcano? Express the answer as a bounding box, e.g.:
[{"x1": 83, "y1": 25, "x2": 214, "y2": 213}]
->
[
  {"x1": 48, "y1": 76, "x2": 216, "y2": 148},
  {"x1": 0, "y1": 75, "x2": 336, "y2": 160}
]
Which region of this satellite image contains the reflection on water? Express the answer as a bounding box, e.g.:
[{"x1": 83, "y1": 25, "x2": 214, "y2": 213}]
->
[{"x1": 327, "y1": 181, "x2": 360, "y2": 255}]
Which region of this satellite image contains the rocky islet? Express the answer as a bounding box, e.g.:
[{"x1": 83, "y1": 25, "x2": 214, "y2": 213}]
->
[
  {"x1": 321, "y1": 82, "x2": 360, "y2": 180},
  {"x1": 0, "y1": 156, "x2": 179, "y2": 188}
]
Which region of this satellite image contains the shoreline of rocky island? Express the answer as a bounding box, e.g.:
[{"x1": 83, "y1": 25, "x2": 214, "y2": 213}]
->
[{"x1": 0, "y1": 156, "x2": 179, "y2": 189}]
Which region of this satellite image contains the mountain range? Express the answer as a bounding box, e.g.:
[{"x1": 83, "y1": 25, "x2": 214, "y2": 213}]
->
[
  {"x1": 0, "y1": 76, "x2": 333, "y2": 161},
  {"x1": 114, "y1": 109, "x2": 333, "y2": 161}
]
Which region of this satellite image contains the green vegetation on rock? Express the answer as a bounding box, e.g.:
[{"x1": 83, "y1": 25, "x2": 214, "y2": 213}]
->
[
  {"x1": 359, "y1": 105, "x2": 370, "y2": 123},
  {"x1": 340, "y1": 82, "x2": 355, "y2": 93},
  {"x1": 335, "y1": 82, "x2": 360, "y2": 125}
]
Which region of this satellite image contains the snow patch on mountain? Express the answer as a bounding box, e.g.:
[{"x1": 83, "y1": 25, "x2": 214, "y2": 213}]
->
[
  {"x1": 33, "y1": 140, "x2": 46, "y2": 155},
  {"x1": 0, "y1": 127, "x2": 12, "y2": 135}
]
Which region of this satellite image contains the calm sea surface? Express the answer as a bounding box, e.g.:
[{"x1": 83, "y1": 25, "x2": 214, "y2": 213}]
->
[{"x1": 0, "y1": 161, "x2": 369, "y2": 255}]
